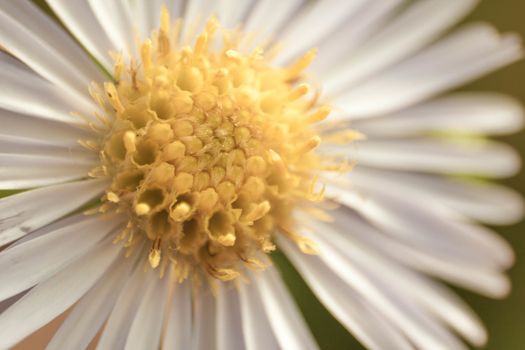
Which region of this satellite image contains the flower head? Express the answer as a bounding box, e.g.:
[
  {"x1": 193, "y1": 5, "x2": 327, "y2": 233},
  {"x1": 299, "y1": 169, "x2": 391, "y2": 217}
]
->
[
  {"x1": 0, "y1": 1, "x2": 522, "y2": 349},
  {"x1": 89, "y1": 11, "x2": 341, "y2": 281}
]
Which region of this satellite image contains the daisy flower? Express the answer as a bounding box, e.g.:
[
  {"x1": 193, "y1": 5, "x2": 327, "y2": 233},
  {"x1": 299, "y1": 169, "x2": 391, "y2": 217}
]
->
[{"x1": 0, "y1": 0, "x2": 523, "y2": 349}]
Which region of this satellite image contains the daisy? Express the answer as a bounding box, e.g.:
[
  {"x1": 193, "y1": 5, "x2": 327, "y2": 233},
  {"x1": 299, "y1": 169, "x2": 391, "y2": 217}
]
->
[{"x1": 0, "y1": 0, "x2": 522, "y2": 349}]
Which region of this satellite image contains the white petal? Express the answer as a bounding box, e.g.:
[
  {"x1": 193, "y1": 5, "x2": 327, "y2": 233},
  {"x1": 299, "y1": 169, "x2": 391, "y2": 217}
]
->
[
  {"x1": 0, "y1": 153, "x2": 95, "y2": 189},
  {"x1": 0, "y1": 50, "x2": 27, "y2": 70},
  {"x1": 332, "y1": 24, "x2": 523, "y2": 118},
  {"x1": 9, "y1": 213, "x2": 90, "y2": 248},
  {"x1": 303, "y1": 215, "x2": 487, "y2": 346},
  {"x1": 0, "y1": 136, "x2": 89, "y2": 158},
  {"x1": 0, "y1": 291, "x2": 26, "y2": 315},
  {"x1": 352, "y1": 93, "x2": 524, "y2": 136},
  {"x1": 388, "y1": 242, "x2": 511, "y2": 299},
  {"x1": 125, "y1": 271, "x2": 170, "y2": 350},
  {"x1": 129, "y1": 0, "x2": 154, "y2": 39},
  {"x1": 96, "y1": 255, "x2": 150, "y2": 350},
  {"x1": 324, "y1": 0, "x2": 479, "y2": 94},
  {"x1": 218, "y1": 0, "x2": 255, "y2": 29},
  {"x1": 238, "y1": 276, "x2": 280, "y2": 350},
  {"x1": 130, "y1": 0, "x2": 185, "y2": 40},
  {"x1": 304, "y1": 231, "x2": 469, "y2": 349},
  {"x1": 47, "y1": 255, "x2": 133, "y2": 350},
  {"x1": 0, "y1": 214, "x2": 122, "y2": 303},
  {"x1": 181, "y1": 0, "x2": 220, "y2": 43},
  {"x1": 0, "y1": 0, "x2": 102, "y2": 108},
  {"x1": 278, "y1": 237, "x2": 415, "y2": 350},
  {"x1": 242, "y1": 0, "x2": 304, "y2": 48},
  {"x1": 217, "y1": 283, "x2": 245, "y2": 350},
  {"x1": 0, "y1": 109, "x2": 93, "y2": 147},
  {"x1": 0, "y1": 238, "x2": 121, "y2": 349},
  {"x1": 0, "y1": 54, "x2": 88, "y2": 123},
  {"x1": 46, "y1": 0, "x2": 115, "y2": 70},
  {"x1": 252, "y1": 267, "x2": 319, "y2": 350},
  {"x1": 322, "y1": 138, "x2": 520, "y2": 178},
  {"x1": 162, "y1": 281, "x2": 192, "y2": 350},
  {"x1": 274, "y1": 0, "x2": 367, "y2": 64},
  {"x1": 87, "y1": 0, "x2": 136, "y2": 55},
  {"x1": 340, "y1": 200, "x2": 513, "y2": 299},
  {"x1": 328, "y1": 184, "x2": 514, "y2": 270},
  {"x1": 191, "y1": 285, "x2": 217, "y2": 350},
  {"x1": 412, "y1": 280, "x2": 487, "y2": 346},
  {"x1": 0, "y1": 179, "x2": 109, "y2": 246},
  {"x1": 348, "y1": 167, "x2": 524, "y2": 225},
  {"x1": 312, "y1": 0, "x2": 404, "y2": 74},
  {"x1": 325, "y1": 196, "x2": 511, "y2": 298}
]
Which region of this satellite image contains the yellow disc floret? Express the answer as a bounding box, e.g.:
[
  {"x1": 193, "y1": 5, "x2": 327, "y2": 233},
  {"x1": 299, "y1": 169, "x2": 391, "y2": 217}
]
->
[{"x1": 86, "y1": 10, "x2": 341, "y2": 282}]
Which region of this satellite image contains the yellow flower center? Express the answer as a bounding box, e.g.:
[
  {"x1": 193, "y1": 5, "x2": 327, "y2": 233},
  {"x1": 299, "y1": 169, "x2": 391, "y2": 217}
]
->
[{"x1": 85, "y1": 10, "x2": 349, "y2": 282}]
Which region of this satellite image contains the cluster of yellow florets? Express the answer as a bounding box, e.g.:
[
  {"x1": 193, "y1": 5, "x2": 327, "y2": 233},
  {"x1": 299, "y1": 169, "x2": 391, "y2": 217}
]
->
[{"x1": 87, "y1": 11, "x2": 334, "y2": 281}]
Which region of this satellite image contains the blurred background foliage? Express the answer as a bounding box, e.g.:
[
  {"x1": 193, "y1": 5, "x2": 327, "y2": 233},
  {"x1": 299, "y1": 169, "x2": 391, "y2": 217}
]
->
[{"x1": 21, "y1": 0, "x2": 525, "y2": 349}]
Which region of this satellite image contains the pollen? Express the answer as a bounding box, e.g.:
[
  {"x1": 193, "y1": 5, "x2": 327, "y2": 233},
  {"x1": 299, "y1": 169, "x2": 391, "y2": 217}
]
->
[{"x1": 86, "y1": 10, "x2": 348, "y2": 282}]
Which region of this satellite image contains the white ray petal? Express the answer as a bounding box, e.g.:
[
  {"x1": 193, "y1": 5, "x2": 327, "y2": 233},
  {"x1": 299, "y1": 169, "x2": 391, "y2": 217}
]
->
[
  {"x1": 0, "y1": 179, "x2": 109, "y2": 246},
  {"x1": 238, "y1": 276, "x2": 280, "y2": 350},
  {"x1": 96, "y1": 255, "x2": 150, "y2": 350},
  {"x1": 0, "y1": 0, "x2": 102, "y2": 108},
  {"x1": 0, "y1": 291, "x2": 27, "y2": 315},
  {"x1": 274, "y1": 0, "x2": 366, "y2": 65},
  {"x1": 327, "y1": 185, "x2": 514, "y2": 270},
  {"x1": 303, "y1": 215, "x2": 487, "y2": 346},
  {"x1": 0, "y1": 136, "x2": 89, "y2": 158},
  {"x1": 131, "y1": 0, "x2": 185, "y2": 40},
  {"x1": 352, "y1": 93, "x2": 524, "y2": 137},
  {"x1": 325, "y1": 199, "x2": 511, "y2": 298},
  {"x1": 46, "y1": 0, "x2": 114, "y2": 70},
  {"x1": 0, "y1": 214, "x2": 122, "y2": 302},
  {"x1": 348, "y1": 167, "x2": 524, "y2": 225},
  {"x1": 0, "y1": 109, "x2": 93, "y2": 147},
  {"x1": 304, "y1": 230, "x2": 470, "y2": 349},
  {"x1": 0, "y1": 50, "x2": 26, "y2": 70},
  {"x1": 218, "y1": 0, "x2": 255, "y2": 29},
  {"x1": 312, "y1": 0, "x2": 404, "y2": 74},
  {"x1": 8, "y1": 213, "x2": 89, "y2": 248},
  {"x1": 409, "y1": 279, "x2": 486, "y2": 346},
  {"x1": 47, "y1": 255, "x2": 133, "y2": 350},
  {"x1": 0, "y1": 153, "x2": 95, "y2": 189},
  {"x1": 242, "y1": 0, "x2": 304, "y2": 48},
  {"x1": 0, "y1": 149, "x2": 95, "y2": 167},
  {"x1": 87, "y1": 0, "x2": 136, "y2": 56},
  {"x1": 278, "y1": 237, "x2": 415, "y2": 350},
  {"x1": 282, "y1": 236, "x2": 469, "y2": 350},
  {"x1": 129, "y1": 0, "x2": 152, "y2": 40},
  {"x1": 191, "y1": 286, "x2": 216, "y2": 350},
  {"x1": 332, "y1": 25, "x2": 523, "y2": 118},
  {"x1": 253, "y1": 267, "x2": 318, "y2": 350},
  {"x1": 162, "y1": 281, "x2": 192, "y2": 350},
  {"x1": 321, "y1": 138, "x2": 520, "y2": 178},
  {"x1": 387, "y1": 242, "x2": 511, "y2": 298},
  {"x1": 0, "y1": 55, "x2": 88, "y2": 124},
  {"x1": 324, "y1": 0, "x2": 479, "y2": 94},
  {"x1": 217, "y1": 283, "x2": 245, "y2": 350},
  {"x1": 181, "y1": 0, "x2": 220, "y2": 44},
  {"x1": 125, "y1": 271, "x2": 170, "y2": 350},
  {"x1": 0, "y1": 238, "x2": 121, "y2": 349}
]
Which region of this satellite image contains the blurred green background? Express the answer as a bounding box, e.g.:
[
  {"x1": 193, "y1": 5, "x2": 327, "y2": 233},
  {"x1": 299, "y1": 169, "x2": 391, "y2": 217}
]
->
[{"x1": 21, "y1": 0, "x2": 525, "y2": 349}]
